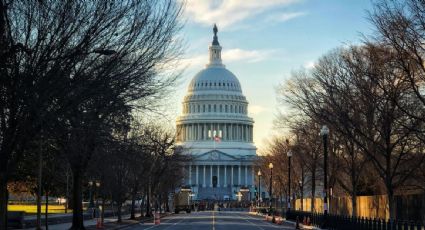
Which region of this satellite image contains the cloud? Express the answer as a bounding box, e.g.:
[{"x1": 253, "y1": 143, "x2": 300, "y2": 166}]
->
[
  {"x1": 303, "y1": 61, "x2": 315, "y2": 69},
  {"x1": 265, "y1": 11, "x2": 307, "y2": 23},
  {"x1": 181, "y1": 0, "x2": 301, "y2": 29},
  {"x1": 249, "y1": 105, "x2": 269, "y2": 115},
  {"x1": 180, "y1": 48, "x2": 276, "y2": 71}
]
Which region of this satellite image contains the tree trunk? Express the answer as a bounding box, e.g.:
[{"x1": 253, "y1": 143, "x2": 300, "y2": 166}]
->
[
  {"x1": 117, "y1": 202, "x2": 122, "y2": 223},
  {"x1": 0, "y1": 172, "x2": 8, "y2": 230},
  {"x1": 70, "y1": 168, "x2": 85, "y2": 230},
  {"x1": 130, "y1": 184, "x2": 137, "y2": 219},
  {"x1": 388, "y1": 189, "x2": 395, "y2": 220},
  {"x1": 45, "y1": 191, "x2": 49, "y2": 230},
  {"x1": 145, "y1": 186, "x2": 151, "y2": 217},
  {"x1": 351, "y1": 192, "x2": 357, "y2": 217},
  {"x1": 140, "y1": 194, "x2": 145, "y2": 216},
  {"x1": 311, "y1": 169, "x2": 316, "y2": 212}
]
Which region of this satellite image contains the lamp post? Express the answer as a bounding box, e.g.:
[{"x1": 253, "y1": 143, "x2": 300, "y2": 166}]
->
[
  {"x1": 95, "y1": 181, "x2": 101, "y2": 209},
  {"x1": 268, "y1": 163, "x2": 273, "y2": 216},
  {"x1": 88, "y1": 181, "x2": 94, "y2": 209},
  {"x1": 320, "y1": 125, "x2": 330, "y2": 229},
  {"x1": 257, "y1": 170, "x2": 262, "y2": 208},
  {"x1": 287, "y1": 146, "x2": 293, "y2": 216}
]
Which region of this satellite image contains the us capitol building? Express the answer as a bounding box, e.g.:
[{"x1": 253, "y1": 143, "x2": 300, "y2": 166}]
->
[{"x1": 176, "y1": 25, "x2": 257, "y2": 201}]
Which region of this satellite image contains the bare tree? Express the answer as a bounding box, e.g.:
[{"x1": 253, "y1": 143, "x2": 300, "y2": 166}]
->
[
  {"x1": 278, "y1": 44, "x2": 424, "y2": 219},
  {"x1": 0, "y1": 1, "x2": 183, "y2": 229}
]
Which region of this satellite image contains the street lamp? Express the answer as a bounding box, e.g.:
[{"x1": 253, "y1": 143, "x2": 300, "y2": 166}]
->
[
  {"x1": 286, "y1": 140, "x2": 293, "y2": 215},
  {"x1": 257, "y1": 170, "x2": 262, "y2": 208},
  {"x1": 95, "y1": 181, "x2": 101, "y2": 209},
  {"x1": 268, "y1": 163, "x2": 273, "y2": 216},
  {"x1": 320, "y1": 125, "x2": 330, "y2": 229},
  {"x1": 88, "y1": 181, "x2": 94, "y2": 208}
]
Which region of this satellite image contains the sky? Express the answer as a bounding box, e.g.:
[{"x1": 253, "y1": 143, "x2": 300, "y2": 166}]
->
[{"x1": 165, "y1": 0, "x2": 375, "y2": 152}]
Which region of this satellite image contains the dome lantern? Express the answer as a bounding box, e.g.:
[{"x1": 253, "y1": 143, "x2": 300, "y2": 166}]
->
[{"x1": 208, "y1": 24, "x2": 223, "y2": 67}]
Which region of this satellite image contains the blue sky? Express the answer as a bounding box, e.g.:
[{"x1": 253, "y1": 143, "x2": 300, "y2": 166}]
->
[{"x1": 168, "y1": 0, "x2": 375, "y2": 152}]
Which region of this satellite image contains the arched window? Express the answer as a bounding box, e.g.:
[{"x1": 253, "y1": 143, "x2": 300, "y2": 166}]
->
[
  {"x1": 203, "y1": 105, "x2": 206, "y2": 112},
  {"x1": 225, "y1": 105, "x2": 228, "y2": 112},
  {"x1": 230, "y1": 105, "x2": 233, "y2": 113},
  {"x1": 197, "y1": 105, "x2": 200, "y2": 113},
  {"x1": 213, "y1": 104, "x2": 216, "y2": 112},
  {"x1": 219, "y1": 105, "x2": 223, "y2": 112},
  {"x1": 208, "y1": 104, "x2": 211, "y2": 112}
]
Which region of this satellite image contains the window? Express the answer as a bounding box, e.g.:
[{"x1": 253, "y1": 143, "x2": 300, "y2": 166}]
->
[
  {"x1": 213, "y1": 104, "x2": 216, "y2": 112},
  {"x1": 197, "y1": 105, "x2": 200, "y2": 113},
  {"x1": 203, "y1": 105, "x2": 206, "y2": 112},
  {"x1": 225, "y1": 105, "x2": 228, "y2": 112},
  {"x1": 208, "y1": 104, "x2": 211, "y2": 112},
  {"x1": 219, "y1": 105, "x2": 223, "y2": 112}
]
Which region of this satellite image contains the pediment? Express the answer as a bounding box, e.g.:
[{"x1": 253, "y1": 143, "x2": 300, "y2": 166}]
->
[{"x1": 193, "y1": 150, "x2": 238, "y2": 161}]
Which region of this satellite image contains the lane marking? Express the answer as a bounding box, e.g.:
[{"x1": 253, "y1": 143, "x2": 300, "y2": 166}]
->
[{"x1": 212, "y1": 211, "x2": 215, "y2": 230}]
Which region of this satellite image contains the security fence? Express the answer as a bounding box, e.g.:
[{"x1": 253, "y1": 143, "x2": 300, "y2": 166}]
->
[{"x1": 286, "y1": 210, "x2": 425, "y2": 230}]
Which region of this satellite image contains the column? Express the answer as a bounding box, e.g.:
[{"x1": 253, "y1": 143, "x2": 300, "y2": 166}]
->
[
  {"x1": 224, "y1": 124, "x2": 227, "y2": 140},
  {"x1": 230, "y1": 124, "x2": 233, "y2": 141},
  {"x1": 203, "y1": 165, "x2": 206, "y2": 187},
  {"x1": 251, "y1": 166, "x2": 255, "y2": 187},
  {"x1": 231, "y1": 166, "x2": 234, "y2": 186},
  {"x1": 189, "y1": 165, "x2": 192, "y2": 185},
  {"x1": 217, "y1": 165, "x2": 220, "y2": 187},
  {"x1": 198, "y1": 124, "x2": 201, "y2": 140},
  {"x1": 196, "y1": 165, "x2": 199, "y2": 186},
  {"x1": 204, "y1": 124, "x2": 207, "y2": 140},
  {"x1": 238, "y1": 165, "x2": 241, "y2": 186},
  {"x1": 210, "y1": 165, "x2": 213, "y2": 187},
  {"x1": 245, "y1": 165, "x2": 248, "y2": 186},
  {"x1": 224, "y1": 165, "x2": 227, "y2": 187}
]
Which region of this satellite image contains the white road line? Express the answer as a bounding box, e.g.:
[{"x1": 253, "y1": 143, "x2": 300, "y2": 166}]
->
[
  {"x1": 233, "y1": 212, "x2": 267, "y2": 230},
  {"x1": 212, "y1": 211, "x2": 216, "y2": 230}
]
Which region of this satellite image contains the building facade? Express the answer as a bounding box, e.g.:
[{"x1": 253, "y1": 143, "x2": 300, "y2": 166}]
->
[{"x1": 176, "y1": 25, "x2": 257, "y2": 201}]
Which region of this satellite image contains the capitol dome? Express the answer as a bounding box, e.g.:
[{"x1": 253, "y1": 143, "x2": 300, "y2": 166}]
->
[
  {"x1": 177, "y1": 24, "x2": 257, "y2": 201},
  {"x1": 176, "y1": 24, "x2": 256, "y2": 157},
  {"x1": 188, "y1": 67, "x2": 242, "y2": 93}
]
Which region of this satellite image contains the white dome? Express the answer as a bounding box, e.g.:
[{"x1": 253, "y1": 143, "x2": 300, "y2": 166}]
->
[
  {"x1": 189, "y1": 66, "x2": 242, "y2": 92},
  {"x1": 176, "y1": 24, "x2": 256, "y2": 157}
]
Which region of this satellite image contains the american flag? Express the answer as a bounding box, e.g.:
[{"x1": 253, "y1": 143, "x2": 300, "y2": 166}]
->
[{"x1": 214, "y1": 135, "x2": 221, "y2": 142}]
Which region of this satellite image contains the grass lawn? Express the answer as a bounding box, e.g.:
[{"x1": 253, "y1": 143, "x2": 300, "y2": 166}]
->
[{"x1": 8, "y1": 204, "x2": 72, "y2": 214}]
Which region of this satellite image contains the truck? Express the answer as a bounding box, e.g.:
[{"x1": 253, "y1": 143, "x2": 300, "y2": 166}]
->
[{"x1": 173, "y1": 189, "x2": 191, "y2": 214}]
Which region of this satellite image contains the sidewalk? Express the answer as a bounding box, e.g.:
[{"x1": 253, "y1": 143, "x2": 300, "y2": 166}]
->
[
  {"x1": 27, "y1": 213, "x2": 172, "y2": 230},
  {"x1": 27, "y1": 215, "x2": 131, "y2": 230},
  {"x1": 249, "y1": 212, "x2": 323, "y2": 230}
]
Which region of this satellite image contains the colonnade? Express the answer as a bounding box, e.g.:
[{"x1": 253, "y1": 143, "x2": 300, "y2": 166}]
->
[
  {"x1": 177, "y1": 123, "x2": 253, "y2": 142},
  {"x1": 186, "y1": 164, "x2": 254, "y2": 188}
]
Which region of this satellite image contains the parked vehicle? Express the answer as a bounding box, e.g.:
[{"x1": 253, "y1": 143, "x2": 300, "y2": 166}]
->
[{"x1": 173, "y1": 189, "x2": 191, "y2": 214}]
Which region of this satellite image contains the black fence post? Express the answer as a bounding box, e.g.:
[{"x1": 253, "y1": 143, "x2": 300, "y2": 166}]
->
[
  {"x1": 416, "y1": 222, "x2": 422, "y2": 230},
  {"x1": 396, "y1": 220, "x2": 402, "y2": 230}
]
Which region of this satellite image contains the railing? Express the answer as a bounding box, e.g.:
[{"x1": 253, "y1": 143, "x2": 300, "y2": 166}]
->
[{"x1": 286, "y1": 210, "x2": 425, "y2": 230}]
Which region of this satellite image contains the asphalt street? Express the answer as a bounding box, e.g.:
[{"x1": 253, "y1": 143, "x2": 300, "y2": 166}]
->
[{"x1": 123, "y1": 211, "x2": 296, "y2": 230}]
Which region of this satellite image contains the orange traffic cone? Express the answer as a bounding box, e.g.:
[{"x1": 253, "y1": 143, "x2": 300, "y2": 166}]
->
[
  {"x1": 96, "y1": 218, "x2": 103, "y2": 229},
  {"x1": 154, "y1": 212, "x2": 160, "y2": 225}
]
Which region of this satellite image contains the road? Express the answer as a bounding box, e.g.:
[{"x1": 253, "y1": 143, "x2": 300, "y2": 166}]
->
[{"x1": 123, "y1": 211, "x2": 296, "y2": 230}]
